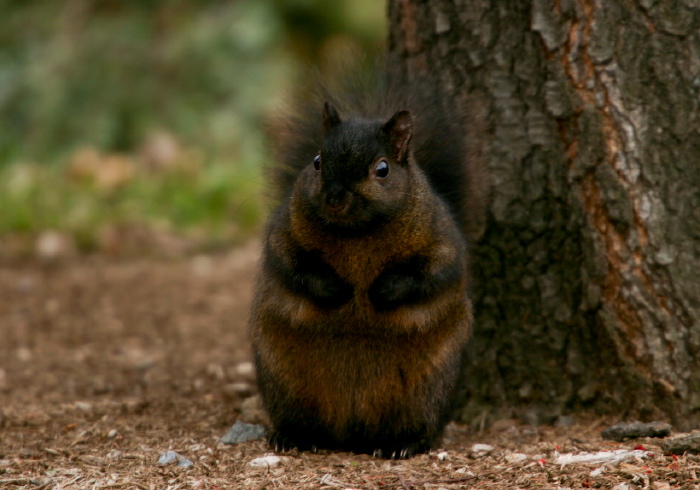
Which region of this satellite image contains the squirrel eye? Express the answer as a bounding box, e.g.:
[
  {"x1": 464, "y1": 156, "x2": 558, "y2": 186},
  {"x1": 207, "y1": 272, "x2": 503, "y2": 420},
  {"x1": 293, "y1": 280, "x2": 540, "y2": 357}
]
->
[
  {"x1": 313, "y1": 154, "x2": 321, "y2": 170},
  {"x1": 374, "y1": 160, "x2": 389, "y2": 179}
]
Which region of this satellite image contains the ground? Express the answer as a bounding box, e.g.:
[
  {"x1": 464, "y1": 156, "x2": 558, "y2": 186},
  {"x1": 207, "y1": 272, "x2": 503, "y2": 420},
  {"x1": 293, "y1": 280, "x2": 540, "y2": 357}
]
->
[{"x1": 1, "y1": 242, "x2": 698, "y2": 489}]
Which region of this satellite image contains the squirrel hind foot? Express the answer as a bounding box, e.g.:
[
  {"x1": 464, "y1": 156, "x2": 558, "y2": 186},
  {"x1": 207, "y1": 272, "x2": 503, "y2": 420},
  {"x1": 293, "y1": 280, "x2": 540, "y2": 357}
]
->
[
  {"x1": 268, "y1": 428, "x2": 330, "y2": 454},
  {"x1": 268, "y1": 431, "x2": 300, "y2": 453},
  {"x1": 372, "y1": 442, "x2": 430, "y2": 459}
]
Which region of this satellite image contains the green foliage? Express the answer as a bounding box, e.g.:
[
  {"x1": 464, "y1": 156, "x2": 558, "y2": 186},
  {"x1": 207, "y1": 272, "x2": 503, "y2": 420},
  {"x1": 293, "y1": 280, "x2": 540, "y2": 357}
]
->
[
  {"x1": 0, "y1": 1, "x2": 291, "y2": 161},
  {"x1": 0, "y1": 0, "x2": 385, "y2": 162},
  {"x1": 0, "y1": 0, "x2": 386, "y2": 248},
  {"x1": 0, "y1": 158, "x2": 265, "y2": 250}
]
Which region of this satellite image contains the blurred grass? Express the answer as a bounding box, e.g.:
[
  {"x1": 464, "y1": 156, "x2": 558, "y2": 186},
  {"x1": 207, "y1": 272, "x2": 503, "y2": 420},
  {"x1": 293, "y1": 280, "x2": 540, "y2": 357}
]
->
[
  {"x1": 0, "y1": 156, "x2": 263, "y2": 250},
  {"x1": 0, "y1": 0, "x2": 386, "y2": 255}
]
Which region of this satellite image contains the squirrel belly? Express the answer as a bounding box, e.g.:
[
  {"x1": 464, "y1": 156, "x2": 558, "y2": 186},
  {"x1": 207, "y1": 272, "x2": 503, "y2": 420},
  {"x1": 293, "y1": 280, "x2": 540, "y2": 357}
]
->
[{"x1": 250, "y1": 133, "x2": 473, "y2": 456}]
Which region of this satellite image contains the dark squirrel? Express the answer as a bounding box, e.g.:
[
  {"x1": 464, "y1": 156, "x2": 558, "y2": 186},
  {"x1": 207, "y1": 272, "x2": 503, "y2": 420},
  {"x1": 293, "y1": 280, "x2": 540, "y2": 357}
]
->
[{"x1": 249, "y1": 66, "x2": 487, "y2": 458}]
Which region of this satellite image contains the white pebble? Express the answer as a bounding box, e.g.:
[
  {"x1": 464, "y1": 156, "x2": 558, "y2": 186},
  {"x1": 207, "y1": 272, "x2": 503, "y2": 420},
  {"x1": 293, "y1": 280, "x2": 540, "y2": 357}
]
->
[
  {"x1": 248, "y1": 454, "x2": 282, "y2": 468},
  {"x1": 74, "y1": 401, "x2": 92, "y2": 412},
  {"x1": 234, "y1": 362, "x2": 255, "y2": 378},
  {"x1": 471, "y1": 443, "x2": 494, "y2": 457},
  {"x1": 35, "y1": 231, "x2": 76, "y2": 261},
  {"x1": 505, "y1": 453, "x2": 527, "y2": 464}
]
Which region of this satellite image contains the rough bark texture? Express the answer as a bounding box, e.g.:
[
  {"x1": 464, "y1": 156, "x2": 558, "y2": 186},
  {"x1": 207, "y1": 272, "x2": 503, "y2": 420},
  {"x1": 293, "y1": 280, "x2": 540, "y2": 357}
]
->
[{"x1": 388, "y1": 0, "x2": 700, "y2": 429}]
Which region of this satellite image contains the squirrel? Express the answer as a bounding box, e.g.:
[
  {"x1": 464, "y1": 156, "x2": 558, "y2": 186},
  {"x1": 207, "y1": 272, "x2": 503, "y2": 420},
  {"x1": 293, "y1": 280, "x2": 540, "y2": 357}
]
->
[{"x1": 249, "y1": 64, "x2": 488, "y2": 458}]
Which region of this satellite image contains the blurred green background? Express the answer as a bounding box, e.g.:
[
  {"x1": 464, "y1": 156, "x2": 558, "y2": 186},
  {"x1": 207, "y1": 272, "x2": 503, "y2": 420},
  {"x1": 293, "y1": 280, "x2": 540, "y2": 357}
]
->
[{"x1": 0, "y1": 0, "x2": 386, "y2": 257}]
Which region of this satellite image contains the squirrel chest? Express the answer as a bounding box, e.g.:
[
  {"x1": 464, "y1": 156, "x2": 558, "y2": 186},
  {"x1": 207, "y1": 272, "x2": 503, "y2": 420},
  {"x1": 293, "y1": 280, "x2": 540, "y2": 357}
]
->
[{"x1": 260, "y1": 162, "x2": 467, "y2": 332}]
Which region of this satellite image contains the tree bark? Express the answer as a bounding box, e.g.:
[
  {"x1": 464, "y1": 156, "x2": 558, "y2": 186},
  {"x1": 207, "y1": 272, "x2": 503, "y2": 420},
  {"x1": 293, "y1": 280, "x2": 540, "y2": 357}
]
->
[{"x1": 388, "y1": 0, "x2": 700, "y2": 429}]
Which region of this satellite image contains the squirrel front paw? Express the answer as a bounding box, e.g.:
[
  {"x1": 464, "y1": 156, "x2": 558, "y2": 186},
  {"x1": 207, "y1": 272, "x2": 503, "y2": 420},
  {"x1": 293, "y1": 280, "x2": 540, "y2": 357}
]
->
[{"x1": 368, "y1": 272, "x2": 421, "y2": 311}]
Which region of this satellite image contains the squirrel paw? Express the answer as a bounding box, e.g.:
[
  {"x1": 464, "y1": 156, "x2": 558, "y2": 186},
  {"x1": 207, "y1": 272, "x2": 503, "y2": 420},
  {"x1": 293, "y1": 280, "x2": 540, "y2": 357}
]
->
[
  {"x1": 372, "y1": 442, "x2": 429, "y2": 459},
  {"x1": 268, "y1": 431, "x2": 318, "y2": 453},
  {"x1": 268, "y1": 432, "x2": 296, "y2": 453}
]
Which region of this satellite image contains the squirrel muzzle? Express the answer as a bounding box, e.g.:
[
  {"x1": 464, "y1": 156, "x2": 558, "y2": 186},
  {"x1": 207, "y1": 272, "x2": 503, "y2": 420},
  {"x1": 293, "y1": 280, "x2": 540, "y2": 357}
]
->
[{"x1": 324, "y1": 190, "x2": 350, "y2": 215}]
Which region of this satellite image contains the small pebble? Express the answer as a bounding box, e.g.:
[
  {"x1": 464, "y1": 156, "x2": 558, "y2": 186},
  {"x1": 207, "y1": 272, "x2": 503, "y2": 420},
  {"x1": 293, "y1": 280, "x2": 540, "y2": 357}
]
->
[
  {"x1": 74, "y1": 401, "x2": 92, "y2": 412},
  {"x1": 602, "y1": 421, "x2": 672, "y2": 442},
  {"x1": 220, "y1": 421, "x2": 267, "y2": 445},
  {"x1": 660, "y1": 430, "x2": 700, "y2": 455},
  {"x1": 248, "y1": 454, "x2": 281, "y2": 468},
  {"x1": 35, "y1": 231, "x2": 76, "y2": 262},
  {"x1": 16, "y1": 348, "x2": 32, "y2": 362},
  {"x1": 106, "y1": 429, "x2": 118, "y2": 439},
  {"x1": 233, "y1": 362, "x2": 255, "y2": 379},
  {"x1": 157, "y1": 450, "x2": 194, "y2": 468},
  {"x1": 470, "y1": 443, "x2": 494, "y2": 457},
  {"x1": 505, "y1": 453, "x2": 527, "y2": 464}
]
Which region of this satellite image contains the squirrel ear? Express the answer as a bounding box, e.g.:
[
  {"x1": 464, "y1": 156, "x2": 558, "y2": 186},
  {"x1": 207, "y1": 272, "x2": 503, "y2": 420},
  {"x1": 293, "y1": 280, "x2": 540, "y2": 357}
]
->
[
  {"x1": 383, "y1": 110, "x2": 412, "y2": 162},
  {"x1": 323, "y1": 102, "x2": 341, "y2": 132}
]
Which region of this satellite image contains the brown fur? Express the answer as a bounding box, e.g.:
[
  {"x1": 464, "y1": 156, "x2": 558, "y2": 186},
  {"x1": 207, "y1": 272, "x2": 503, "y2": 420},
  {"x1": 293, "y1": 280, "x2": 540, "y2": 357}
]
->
[
  {"x1": 249, "y1": 64, "x2": 484, "y2": 457},
  {"x1": 250, "y1": 150, "x2": 472, "y2": 457}
]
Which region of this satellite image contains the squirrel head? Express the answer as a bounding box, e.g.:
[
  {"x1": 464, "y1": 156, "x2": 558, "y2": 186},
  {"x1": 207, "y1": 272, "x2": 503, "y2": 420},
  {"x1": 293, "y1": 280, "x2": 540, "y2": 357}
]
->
[{"x1": 292, "y1": 102, "x2": 415, "y2": 233}]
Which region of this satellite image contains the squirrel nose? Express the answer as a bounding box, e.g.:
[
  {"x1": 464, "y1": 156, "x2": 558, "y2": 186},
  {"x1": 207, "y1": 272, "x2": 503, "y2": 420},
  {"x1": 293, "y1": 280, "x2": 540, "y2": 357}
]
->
[{"x1": 324, "y1": 190, "x2": 349, "y2": 214}]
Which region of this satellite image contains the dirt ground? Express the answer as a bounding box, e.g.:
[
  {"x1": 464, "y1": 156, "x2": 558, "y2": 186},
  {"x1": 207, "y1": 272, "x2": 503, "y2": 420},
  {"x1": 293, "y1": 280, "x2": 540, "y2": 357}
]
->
[{"x1": 1, "y1": 242, "x2": 698, "y2": 489}]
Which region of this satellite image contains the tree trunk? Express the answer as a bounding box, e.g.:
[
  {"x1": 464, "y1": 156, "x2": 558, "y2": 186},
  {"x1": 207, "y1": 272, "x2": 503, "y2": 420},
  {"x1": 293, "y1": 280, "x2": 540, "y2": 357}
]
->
[{"x1": 388, "y1": 0, "x2": 700, "y2": 429}]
